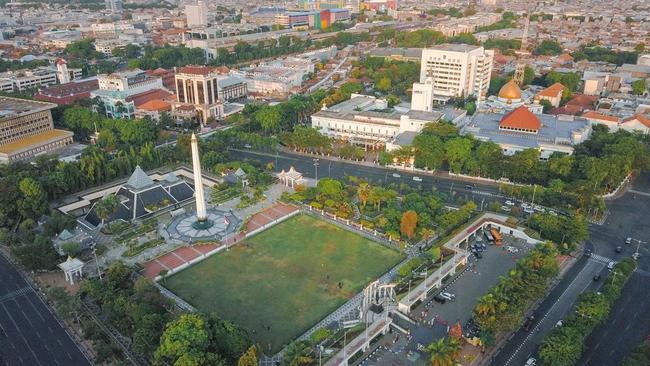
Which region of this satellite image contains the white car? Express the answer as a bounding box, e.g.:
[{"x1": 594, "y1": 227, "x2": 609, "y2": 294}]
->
[
  {"x1": 413, "y1": 176, "x2": 422, "y2": 182},
  {"x1": 392, "y1": 173, "x2": 401, "y2": 178},
  {"x1": 523, "y1": 207, "x2": 535, "y2": 214},
  {"x1": 525, "y1": 357, "x2": 537, "y2": 366},
  {"x1": 533, "y1": 205, "x2": 546, "y2": 212},
  {"x1": 507, "y1": 246, "x2": 519, "y2": 253},
  {"x1": 505, "y1": 200, "x2": 515, "y2": 206},
  {"x1": 521, "y1": 203, "x2": 531, "y2": 209},
  {"x1": 501, "y1": 205, "x2": 512, "y2": 212},
  {"x1": 441, "y1": 292, "x2": 456, "y2": 301},
  {"x1": 548, "y1": 211, "x2": 558, "y2": 216}
]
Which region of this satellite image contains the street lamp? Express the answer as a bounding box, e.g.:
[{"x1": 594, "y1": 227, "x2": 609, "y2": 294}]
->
[{"x1": 630, "y1": 238, "x2": 647, "y2": 260}]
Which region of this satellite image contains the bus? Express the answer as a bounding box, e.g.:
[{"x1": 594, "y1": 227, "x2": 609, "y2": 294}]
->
[
  {"x1": 484, "y1": 230, "x2": 494, "y2": 244},
  {"x1": 490, "y1": 228, "x2": 503, "y2": 246}
]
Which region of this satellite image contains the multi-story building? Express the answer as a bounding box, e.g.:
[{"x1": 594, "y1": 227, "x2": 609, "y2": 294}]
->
[
  {"x1": 105, "y1": 0, "x2": 123, "y2": 12},
  {"x1": 91, "y1": 22, "x2": 136, "y2": 37},
  {"x1": 91, "y1": 69, "x2": 164, "y2": 118},
  {"x1": 55, "y1": 59, "x2": 83, "y2": 84},
  {"x1": 311, "y1": 94, "x2": 444, "y2": 148},
  {"x1": 217, "y1": 76, "x2": 248, "y2": 101},
  {"x1": 0, "y1": 97, "x2": 73, "y2": 162},
  {"x1": 94, "y1": 39, "x2": 129, "y2": 57},
  {"x1": 35, "y1": 79, "x2": 99, "y2": 105},
  {"x1": 174, "y1": 66, "x2": 225, "y2": 125},
  {"x1": 0, "y1": 67, "x2": 58, "y2": 93},
  {"x1": 359, "y1": 0, "x2": 396, "y2": 12},
  {"x1": 185, "y1": 1, "x2": 209, "y2": 28},
  {"x1": 411, "y1": 44, "x2": 494, "y2": 112}
]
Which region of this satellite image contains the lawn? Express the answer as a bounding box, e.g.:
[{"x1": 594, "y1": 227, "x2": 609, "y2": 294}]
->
[{"x1": 163, "y1": 214, "x2": 403, "y2": 353}]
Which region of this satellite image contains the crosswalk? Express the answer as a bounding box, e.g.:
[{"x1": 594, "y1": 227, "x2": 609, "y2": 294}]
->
[
  {"x1": 588, "y1": 253, "x2": 613, "y2": 265},
  {"x1": 0, "y1": 286, "x2": 32, "y2": 304}
]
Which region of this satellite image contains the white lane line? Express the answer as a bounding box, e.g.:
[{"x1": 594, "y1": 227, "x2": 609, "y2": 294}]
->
[
  {"x1": 0, "y1": 301, "x2": 43, "y2": 366},
  {"x1": 504, "y1": 260, "x2": 603, "y2": 366}
]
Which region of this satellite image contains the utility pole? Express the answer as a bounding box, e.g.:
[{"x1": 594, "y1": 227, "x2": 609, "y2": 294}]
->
[
  {"x1": 313, "y1": 158, "x2": 320, "y2": 181},
  {"x1": 92, "y1": 245, "x2": 102, "y2": 280},
  {"x1": 531, "y1": 184, "x2": 537, "y2": 207}
]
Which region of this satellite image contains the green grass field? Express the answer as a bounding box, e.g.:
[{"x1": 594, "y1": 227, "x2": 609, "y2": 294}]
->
[{"x1": 163, "y1": 214, "x2": 403, "y2": 353}]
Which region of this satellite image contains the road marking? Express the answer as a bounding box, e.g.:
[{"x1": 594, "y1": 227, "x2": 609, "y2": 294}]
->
[
  {"x1": 503, "y1": 260, "x2": 603, "y2": 366},
  {"x1": 628, "y1": 189, "x2": 650, "y2": 197}
]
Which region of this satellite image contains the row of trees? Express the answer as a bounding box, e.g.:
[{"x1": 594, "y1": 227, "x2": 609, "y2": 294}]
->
[
  {"x1": 527, "y1": 212, "x2": 589, "y2": 252},
  {"x1": 380, "y1": 122, "x2": 649, "y2": 213},
  {"x1": 351, "y1": 57, "x2": 420, "y2": 97},
  {"x1": 473, "y1": 242, "x2": 560, "y2": 347},
  {"x1": 538, "y1": 259, "x2": 636, "y2": 366}
]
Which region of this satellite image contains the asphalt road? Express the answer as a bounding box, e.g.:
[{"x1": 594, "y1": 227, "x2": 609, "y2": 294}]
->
[
  {"x1": 0, "y1": 255, "x2": 91, "y2": 366},
  {"x1": 229, "y1": 149, "x2": 505, "y2": 205},
  {"x1": 491, "y1": 173, "x2": 650, "y2": 366},
  {"x1": 576, "y1": 173, "x2": 650, "y2": 366}
]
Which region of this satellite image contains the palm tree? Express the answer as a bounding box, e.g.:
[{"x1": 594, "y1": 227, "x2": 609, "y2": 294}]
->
[
  {"x1": 426, "y1": 337, "x2": 462, "y2": 366},
  {"x1": 282, "y1": 341, "x2": 313, "y2": 366},
  {"x1": 94, "y1": 194, "x2": 119, "y2": 227},
  {"x1": 357, "y1": 182, "x2": 370, "y2": 208}
]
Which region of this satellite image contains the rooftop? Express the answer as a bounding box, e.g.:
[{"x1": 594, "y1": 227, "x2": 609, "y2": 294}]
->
[
  {"x1": 424, "y1": 43, "x2": 483, "y2": 53},
  {"x1": 0, "y1": 129, "x2": 73, "y2": 155},
  {"x1": 0, "y1": 97, "x2": 57, "y2": 121},
  {"x1": 176, "y1": 65, "x2": 222, "y2": 76},
  {"x1": 499, "y1": 106, "x2": 541, "y2": 131},
  {"x1": 538, "y1": 83, "x2": 565, "y2": 98}
]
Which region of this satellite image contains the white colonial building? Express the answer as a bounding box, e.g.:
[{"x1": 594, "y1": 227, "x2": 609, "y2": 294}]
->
[{"x1": 311, "y1": 94, "x2": 444, "y2": 149}]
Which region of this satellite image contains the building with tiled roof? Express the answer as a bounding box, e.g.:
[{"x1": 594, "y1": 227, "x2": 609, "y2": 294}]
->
[
  {"x1": 537, "y1": 83, "x2": 565, "y2": 108},
  {"x1": 582, "y1": 111, "x2": 620, "y2": 130},
  {"x1": 464, "y1": 106, "x2": 592, "y2": 159},
  {"x1": 34, "y1": 79, "x2": 99, "y2": 105},
  {"x1": 620, "y1": 114, "x2": 650, "y2": 134},
  {"x1": 499, "y1": 106, "x2": 541, "y2": 133}
]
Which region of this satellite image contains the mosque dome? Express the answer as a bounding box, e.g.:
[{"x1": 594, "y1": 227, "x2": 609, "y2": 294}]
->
[{"x1": 498, "y1": 80, "x2": 522, "y2": 101}]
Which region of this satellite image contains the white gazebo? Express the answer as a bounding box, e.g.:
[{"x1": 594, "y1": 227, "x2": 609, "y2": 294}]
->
[
  {"x1": 58, "y1": 257, "x2": 85, "y2": 285},
  {"x1": 278, "y1": 166, "x2": 304, "y2": 188}
]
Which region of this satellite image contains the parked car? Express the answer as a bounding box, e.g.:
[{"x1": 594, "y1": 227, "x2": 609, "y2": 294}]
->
[
  {"x1": 474, "y1": 251, "x2": 483, "y2": 259},
  {"x1": 480, "y1": 242, "x2": 487, "y2": 250},
  {"x1": 523, "y1": 316, "x2": 535, "y2": 331},
  {"x1": 413, "y1": 176, "x2": 422, "y2": 182},
  {"x1": 521, "y1": 203, "x2": 531, "y2": 209},
  {"x1": 507, "y1": 246, "x2": 519, "y2": 253},
  {"x1": 505, "y1": 200, "x2": 515, "y2": 206},
  {"x1": 440, "y1": 292, "x2": 456, "y2": 301},
  {"x1": 548, "y1": 211, "x2": 558, "y2": 216},
  {"x1": 501, "y1": 205, "x2": 512, "y2": 212},
  {"x1": 533, "y1": 205, "x2": 546, "y2": 213},
  {"x1": 523, "y1": 207, "x2": 535, "y2": 214},
  {"x1": 433, "y1": 295, "x2": 446, "y2": 304}
]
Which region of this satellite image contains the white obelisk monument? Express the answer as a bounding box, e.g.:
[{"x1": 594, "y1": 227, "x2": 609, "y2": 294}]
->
[{"x1": 191, "y1": 133, "x2": 207, "y2": 222}]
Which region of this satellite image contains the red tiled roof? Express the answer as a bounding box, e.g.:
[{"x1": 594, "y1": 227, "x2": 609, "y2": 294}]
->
[
  {"x1": 582, "y1": 111, "x2": 619, "y2": 123},
  {"x1": 138, "y1": 99, "x2": 171, "y2": 112},
  {"x1": 537, "y1": 82, "x2": 565, "y2": 98},
  {"x1": 622, "y1": 114, "x2": 650, "y2": 127},
  {"x1": 126, "y1": 89, "x2": 175, "y2": 107},
  {"x1": 566, "y1": 94, "x2": 598, "y2": 108},
  {"x1": 499, "y1": 106, "x2": 541, "y2": 131}
]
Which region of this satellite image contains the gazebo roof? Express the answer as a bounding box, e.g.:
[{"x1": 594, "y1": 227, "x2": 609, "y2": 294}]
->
[
  {"x1": 280, "y1": 166, "x2": 303, "y2": 180},
  {"x1": 58, "y1": 256, "x2": 84, "y2": 272}
]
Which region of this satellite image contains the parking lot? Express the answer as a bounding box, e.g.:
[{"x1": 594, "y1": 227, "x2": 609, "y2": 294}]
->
[{"x1": 354, "y1": 231, "x2": 533, "y2": 366}]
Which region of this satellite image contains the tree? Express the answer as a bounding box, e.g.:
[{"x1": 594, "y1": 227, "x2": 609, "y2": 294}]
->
[
  {"x1": 94, "y1": 194, "x2": 119, "y2": 226},
  {"x1": 155, "y1": 314, "x2": 211, "y2": 365},
  {"x1": 426, "y1": 337, "x2": 462, "y2": 366},
  {"x1": 376, "y1": 77, "x2": 391, "y2": 92},
  {"x1": 254, "y1": 105, "x2": 282, "y2": 133},
  {"x1": 357, "y1": 182, "x2": 370, "y2": 208},
  {"x1": 445, "y1": 137, "x2": 473, "y2": 173},
  {"x1": 18, "y1": 177, "x2": 49, "y2": 220},
  {"x1": 535, "y1": 40, "x2": 563, "y2": 56},
  {"x1": 282, "y1": 341, "x2": 313, "y2": 366},
  {"x1": 631, "y1": 79, "x2": 647, "y2": 95},
  {"x1": 61, "y1": 242, "x2": 81, "y2": 257},
  {"x1": 540, "y1": 99, "x2": 553, "y2": 113},
  {"x1": 238, "y1": 346, "x2": 257, "y2": 366},
  {"x1": 400, "y1": 210, "x2": 417, "y2": 240}
]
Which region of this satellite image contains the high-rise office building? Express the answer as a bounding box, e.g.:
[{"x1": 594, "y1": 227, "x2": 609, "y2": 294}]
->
[
  {"x1": 185, "y1": 1, "x2": 209, "y2": 28},
  {"x1": 411, "y1": 44, "x2": 493, "y2": 112},
  {"x1": 174, "y1": 66, "x2": 224, "y2": 125}
]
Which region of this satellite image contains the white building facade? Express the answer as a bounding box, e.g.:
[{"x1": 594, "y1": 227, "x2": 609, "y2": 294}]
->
[{"x1": 411, "y1": 44, "x2": 493, "y2": 112}]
